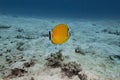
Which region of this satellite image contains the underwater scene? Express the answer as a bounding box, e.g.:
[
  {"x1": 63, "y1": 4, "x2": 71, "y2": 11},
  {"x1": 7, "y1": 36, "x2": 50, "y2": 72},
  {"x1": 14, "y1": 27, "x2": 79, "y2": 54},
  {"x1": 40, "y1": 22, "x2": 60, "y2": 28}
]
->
[{"x1": 0, "y1": 0, "x2": 120, "y2": 80}]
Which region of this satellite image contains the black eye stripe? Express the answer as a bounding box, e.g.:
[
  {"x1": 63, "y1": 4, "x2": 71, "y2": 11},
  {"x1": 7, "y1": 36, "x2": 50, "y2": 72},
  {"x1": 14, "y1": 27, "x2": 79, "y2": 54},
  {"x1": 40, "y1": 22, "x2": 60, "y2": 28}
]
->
[
  {"x1": 49, "y1": 31, "x2": 51, "y2": 40},
  {"x1": 68, "y1": 28, "x2": 69, "y2": 31}
]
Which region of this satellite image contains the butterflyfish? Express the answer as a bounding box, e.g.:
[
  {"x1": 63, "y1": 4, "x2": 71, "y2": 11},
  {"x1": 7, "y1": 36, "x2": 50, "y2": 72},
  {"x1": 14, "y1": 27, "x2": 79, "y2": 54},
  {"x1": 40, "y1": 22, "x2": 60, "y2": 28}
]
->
[{"x1": 49, "y1": 24, "x2": 70, "y2": 44}]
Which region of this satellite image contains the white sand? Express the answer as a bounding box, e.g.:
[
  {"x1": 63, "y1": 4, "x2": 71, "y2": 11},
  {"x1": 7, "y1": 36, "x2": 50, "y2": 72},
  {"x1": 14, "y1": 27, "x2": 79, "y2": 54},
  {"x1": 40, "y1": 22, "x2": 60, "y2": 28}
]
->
[{"x1": 0, "y1": 15, "x2": 120, "y2": 80}]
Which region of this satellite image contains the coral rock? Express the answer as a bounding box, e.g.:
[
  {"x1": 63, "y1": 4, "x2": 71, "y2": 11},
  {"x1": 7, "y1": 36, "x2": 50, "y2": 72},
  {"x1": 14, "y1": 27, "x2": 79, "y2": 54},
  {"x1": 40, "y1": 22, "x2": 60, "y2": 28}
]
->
[
  {"x1": 78, "y1": 71, "x2": 99, "y2": 80},
  {"x1": 61, "y1": 62, "x2": 82, "y2": 78},
  {"x1": 46, "y1": 50, "x2": 64, "y2": 68}
]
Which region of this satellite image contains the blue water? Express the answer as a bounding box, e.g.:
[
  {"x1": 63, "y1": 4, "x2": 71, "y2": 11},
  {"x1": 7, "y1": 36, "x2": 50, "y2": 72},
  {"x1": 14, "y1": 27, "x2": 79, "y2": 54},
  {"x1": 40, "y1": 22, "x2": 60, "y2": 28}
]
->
[{"x1": 0, "y1": 0, "x2": 120, "y2": 18}]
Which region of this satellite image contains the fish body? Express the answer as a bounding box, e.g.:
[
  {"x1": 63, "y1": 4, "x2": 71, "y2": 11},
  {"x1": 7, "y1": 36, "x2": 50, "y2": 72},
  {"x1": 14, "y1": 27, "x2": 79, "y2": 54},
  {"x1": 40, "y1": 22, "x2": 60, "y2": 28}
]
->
[{"x1": 49, "y1": 24, "x2": 70, "y2": 44}]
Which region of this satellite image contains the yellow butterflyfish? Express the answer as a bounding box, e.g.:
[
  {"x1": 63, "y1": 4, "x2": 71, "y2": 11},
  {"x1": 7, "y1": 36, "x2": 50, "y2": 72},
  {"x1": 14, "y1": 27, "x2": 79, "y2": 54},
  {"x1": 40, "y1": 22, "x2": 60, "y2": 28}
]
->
[{"x1": 49, "y1": 24, "x2": 70, "y2": 44}]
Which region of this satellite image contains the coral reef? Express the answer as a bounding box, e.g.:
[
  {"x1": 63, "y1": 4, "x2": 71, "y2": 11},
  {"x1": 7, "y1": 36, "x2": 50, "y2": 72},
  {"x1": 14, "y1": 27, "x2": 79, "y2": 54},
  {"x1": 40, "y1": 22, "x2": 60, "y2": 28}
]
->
[
  {"x1": 45, "y1": 50, "x2": 64, "y2": 68},
  {"x1": 61, "y1": 62, "x2": 82, "y2": 78},
  {"x1": 1, "y1": 59, "x2": 36, "y2": 79},
  {"x1": 7, "y1": 68, "x2": 28, "y2": 78},
  {"x1": 45, "y1": 50, "x2": 85, "y2": 78},
  {"x1": 78, "y1": 72, "x2": 87, "y2": 80}
]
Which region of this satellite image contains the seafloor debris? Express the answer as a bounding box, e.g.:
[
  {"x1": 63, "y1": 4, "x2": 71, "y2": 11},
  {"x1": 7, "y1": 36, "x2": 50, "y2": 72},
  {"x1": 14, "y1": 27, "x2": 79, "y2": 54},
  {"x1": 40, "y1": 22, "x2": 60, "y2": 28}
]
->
[
  {"x1": 61, "y1": 62, "x2": 82, "y2": 78},
  {"x1": 78, "y1": 71, "x2": 99, "y2": 80},
  {"x1": 0, "y1": 68, "x2": 11, "y2": 78},
  {"x1": 45, "y1": 50, "x2": 64, "y2": 68},
  {"x1": 15, "y1": 34, "x2": 38, "y2": 39},
  {"x1": 102, "y1": 29, "x2": 120, "y2": 35},
  {"x1": 7, "y1": 68, "x2": 28, "y2": 78},
  {"x1": 16, "y1": 28, "x2": 24, "y2": 32},
  {"x1": 5, "y1": 56, "x2": 13, "y2": 64},
  {"x1": 30, "y1": 77, "x2": 35, "y2": 80},
  {"x1": 15, "y1": 35, "x2": 23, "y2": 39},
  {"x1": 0, "y1": 24, "x2": 11, "y2": 29},
  {"x1": 40, "y1": 33, "x2": 49, "y2": 37},
  {"x1": 23, "y1": 60, "x2": 35, "y2": 68},
  {"x1": 75, "y1": 47, "x2": 81, "y2": 53},
  {"x1": 92, "y1": 24, "x2": 96, "y2": 26},
  {"x1": 0, "y1": 53, "x2": 3, "y2": 56},
  {"x1": 109, "y1": 55, "x2": 120, "y2": 61},
  {"x1": 75, "y1": 47, "x2": 85, "y2": 55},
  {"x1": 16, "y1": 42, "x2": 25, "y2": 51}
]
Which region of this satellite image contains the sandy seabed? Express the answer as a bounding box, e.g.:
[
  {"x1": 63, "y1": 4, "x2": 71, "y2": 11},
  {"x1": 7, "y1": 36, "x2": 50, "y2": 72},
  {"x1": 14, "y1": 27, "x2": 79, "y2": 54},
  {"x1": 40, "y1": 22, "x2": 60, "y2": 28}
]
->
[{"x1": 0, "y1": 15, "x2": 120, "y2": 80}]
